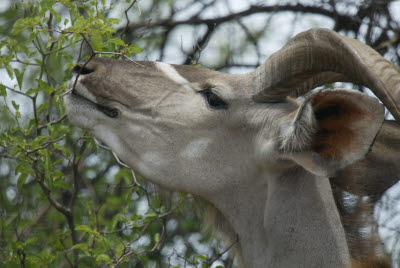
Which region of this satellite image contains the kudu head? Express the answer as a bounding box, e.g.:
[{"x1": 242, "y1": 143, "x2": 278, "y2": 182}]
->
[{"x1": 65, "y1": 28, "x2": 400, "y2": 266}]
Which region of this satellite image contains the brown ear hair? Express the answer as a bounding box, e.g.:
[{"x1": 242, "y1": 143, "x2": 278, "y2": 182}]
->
[
  {"x1": 281, "y1": 89, "x2": 384, "y2": 176},
  {"x1": 351, "y1": 257, "x2": 392, "y2": 268},
  {"x1": 331, "y1": 120, "x2": 400, "y2": 199}
]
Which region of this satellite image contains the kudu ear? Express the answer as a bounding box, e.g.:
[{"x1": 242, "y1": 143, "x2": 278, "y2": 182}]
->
[
  {"x1": 280, "y1": 89, "x2": 385, "y2": 177},
  {"x1": 331, "y1": 120, "x2": 400, "y2": 198}
]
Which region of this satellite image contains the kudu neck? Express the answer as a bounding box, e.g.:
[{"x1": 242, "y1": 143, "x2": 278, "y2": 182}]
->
[{"x1": 212, "y1": 167, "x2": 350, "y2": 267}]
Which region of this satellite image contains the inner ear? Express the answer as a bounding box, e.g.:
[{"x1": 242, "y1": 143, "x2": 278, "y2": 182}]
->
[
  {"x1": 283, "y1": 89, "x2": 385, "y2": 176},
  {"x1": 311, "y1": 94, "x2": 364, "y2": 160}
]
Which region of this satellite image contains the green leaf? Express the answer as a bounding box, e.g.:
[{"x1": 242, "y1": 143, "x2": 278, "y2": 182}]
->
[
  {"x1": 11, "y1": 18, "x2": 27, "y2": 35},
  {"x1": 115, "y1": 243, "x2": 125, "y2": 257},
  {"x1": 32, "y1": 136, "x2": 49, "y2": 148},
  {"x1": 38, "y1": 102, "x2": 50, "y2": 113},
  {"x1": 14, "y1": 68, "x2": 24, "y2": 88},
  {"x1": 36, "y1": 79, "x2": 54, "y2": 94},
  {"x1": 49, "y1": 7, "x2": 61, "y2": 23},
  {"x1": 107, "y1": 18, "x2": 120, "y2": 25},
  {"x1": 71, "y1": 243, "x2": 88, "y2": 251},
  {"x1": 75, "y1": 225, "x2": 92, "y2": 232},
  {"x1": 43, "y1": 150, "x2": 53, "y2": 188},
  {"x1": 26, "y1": 255, "x2": 43, "y2": 264},
  {"x1": 15, "y1": 161, "x2": 28, "y2": 176},
  {"x1": 127, "y1": 44, "x2": 143, "y2": 54},
  {"x1": 91, "y1": 34, "x2": 104, "y2": 51},
  {"x1": 108, "y1": 38, "x2": 125, "y2": 46},
  {"x1": 53, "y1": 180, "x2": 72, "y2": 191},
  {"x1": 17, "y1": 173, "x2": 29, "y2": 191},
  {"x1": 70, "y1": 243, "x2": 90, "y2": 255},
  {"x1": 26, "y1": 87, "x2": 39, "y2": 96},
  {"x1": 5, "y1": 65, "x2": 14, "y2": 79},
  {"x1": 96, "y1": 254, "x2": 112, "y2": 262},
  {"x1": 34, "y1": 59, "x2": 42, "y2": 65},
  {"x1": 11, "y1": 100, "x2": 19, "y2": 111},
  {"x1": 154, "y1": 233, "x2": 160, "y2": 243},
  {"x1": 89, "y1": 138, "x2": 98, "y2": 154},
  {"x1": 25, "y1": 237, "x2": 38, "y2": 245},
  {"x1": 144, "y1": 211, "x2": 157, "y2": 221},
  {"x1": 196, "y1": 254, "x2": 209, "y2": 260},
  {"x1": 125, "y1": 187, "x2": 134, "y2": 208},
  {"x1": 75, "y1": 225, "x2": 100, "y2": 236},
  {"x1": 0, "y1": 84, "x2": 6, "y2": 97}
]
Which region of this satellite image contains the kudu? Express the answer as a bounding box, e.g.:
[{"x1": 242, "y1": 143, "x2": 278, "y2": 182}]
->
[{"x1": 65, "y1": 28, "x2": 400, "y2": 267}]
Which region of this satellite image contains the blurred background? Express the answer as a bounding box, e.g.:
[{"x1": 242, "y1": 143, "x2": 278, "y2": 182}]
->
[{"x1": 1, "y1": 0, "x2": 400, "y2": 267}]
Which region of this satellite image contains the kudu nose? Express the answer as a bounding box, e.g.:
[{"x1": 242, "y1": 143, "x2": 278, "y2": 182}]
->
[{"x1": 71, "y1": 64, "x2": 95, "y2": 76}]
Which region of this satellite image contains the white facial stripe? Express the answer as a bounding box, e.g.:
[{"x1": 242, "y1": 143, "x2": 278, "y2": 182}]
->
[
  {"x1": 76, "y1": 84, "x2": 97, "y2": 103},
  {"x1": 155, "y1": 62, "x2": 193, "y2": 91}
]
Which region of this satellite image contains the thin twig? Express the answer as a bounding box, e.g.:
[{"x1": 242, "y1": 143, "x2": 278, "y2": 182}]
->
[
  {"x1": 2, "y1": 84, "x2": 33, "y2": 99},
  {"x1": 22, "y1": 134, "x2": 66, "y2": 154},
  {"x1": 0, "y1": 154, "x2": 24, "y2": 162},
  {"x1": 118, "y1": 4, "x2": 337, "y2": 32},
  {"x1": 94, "y1": 138, "x2": 142, "y2": 186},
  {"x1": 10, "y1": 59, "x2": 39, "y2": 66},
  {"x1": 208, "y1": 235, "x2": 239, "y2": 265},
  {"x1": 37, "y1": 114, "x2": 67, "y2": 130},
  {"x1": 120, "y1": 0, "x2": 137, "y2": 37},
  {"x1": 112, "y1": 219, "x2": 166, "y2": 267},
  {"x1": 59, "y1": 34, "x2": 95, "y2": 97}
]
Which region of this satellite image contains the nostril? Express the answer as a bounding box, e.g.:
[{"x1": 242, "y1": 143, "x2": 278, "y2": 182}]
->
[{"x1": 71, "y1": 65, "x2": 95, "y2": 76}]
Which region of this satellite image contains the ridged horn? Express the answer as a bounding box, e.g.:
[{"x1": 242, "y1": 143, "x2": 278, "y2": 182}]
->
[{"x1": 252, "y1": 28, "x2": 400, "y2": 121}]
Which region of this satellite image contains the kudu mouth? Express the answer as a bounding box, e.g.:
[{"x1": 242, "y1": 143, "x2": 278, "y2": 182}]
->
[
  {"x1": 69, "y1": 64, "x2": 120, "y2": 118},
  {"x1": 72, "y1": 90, "x2": 120, "y2": 118}
]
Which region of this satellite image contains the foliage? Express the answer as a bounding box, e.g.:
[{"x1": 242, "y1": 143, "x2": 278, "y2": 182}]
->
[{"x1": 0, "y1": 1, "x2": 225, "y2": 267}]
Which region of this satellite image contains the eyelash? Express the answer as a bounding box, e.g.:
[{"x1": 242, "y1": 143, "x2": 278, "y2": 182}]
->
[{"x1": 199, "y1": 87, "x2": 228, "y2": 110}]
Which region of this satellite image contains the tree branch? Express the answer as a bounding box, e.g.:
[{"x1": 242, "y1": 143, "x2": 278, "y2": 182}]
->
[
  {"x1": 184, "y1": 23, "x2": 216, "y2": 65},
  {"x1": 119, "y1": 4, "x2": 341, "y2": 33}
]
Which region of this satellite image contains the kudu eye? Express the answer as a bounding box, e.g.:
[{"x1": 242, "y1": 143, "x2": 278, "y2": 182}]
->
[
  {"x1": 71, "y1": 65, "x2": 95, "y2": 76},
  {"x1": 199, "y1": 87, "x2": 227, "y2": 110}
]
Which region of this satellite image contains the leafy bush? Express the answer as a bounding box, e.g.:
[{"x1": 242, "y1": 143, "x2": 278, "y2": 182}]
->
[{"x1": 0, "y1": 1, "x2": 222, "y2": 267}]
